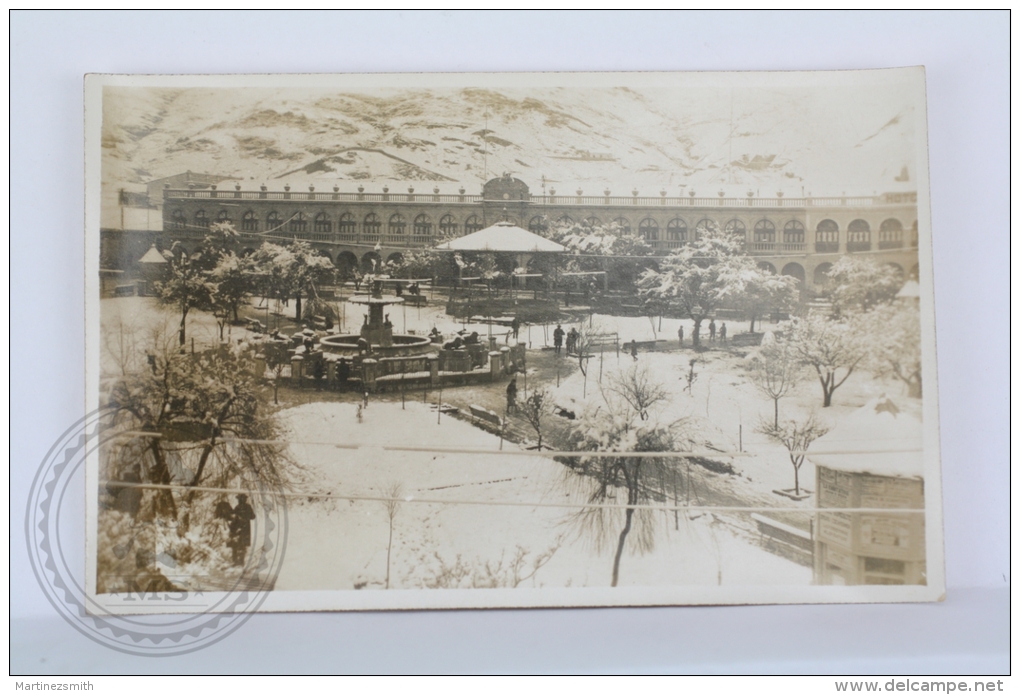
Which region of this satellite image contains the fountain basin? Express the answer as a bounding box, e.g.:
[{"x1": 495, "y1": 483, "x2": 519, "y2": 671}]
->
[{"x1": 319, "y1": 333, "x2": 433, "y2": 358}]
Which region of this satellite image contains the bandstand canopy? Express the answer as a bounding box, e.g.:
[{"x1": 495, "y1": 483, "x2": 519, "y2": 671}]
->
[{"x1": 434, "y1": 221, "x2": 566, "y2": 254}]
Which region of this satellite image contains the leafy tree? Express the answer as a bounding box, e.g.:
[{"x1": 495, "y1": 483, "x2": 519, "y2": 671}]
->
[
  {"x1": 551, "y1": 221, "x2": 654, "y2": 292},
  {"x1": 867, "y1": 301, "x2": 923, "y2": 397},
  {"x1": 826, "y1": 256, "x2": 904, "y2": 316},
  {"x1": 723, "y1": 268, "x2": 799, "y2": 333},
  {"x1": 207, "y1": 252, "x2": 255, "y2": 338},
  {"x1": 757, "y1": 414, "x2": 830, "y2": 496},
  {"x1": 785, "y1": 314, "x2": 867, "y2": 407},
  {"x1": 105, "y1": 334, "x2": 290, "y2": 526},
  {"x1": 749, "y1": 334, "x2": 802, "y2": 426},
  {"x1": 251, "y1": 241, "x2": 335, "y2": 322},
  {"x1": 154, "y1": 241, "x2": 211, "y2": 347},
  {"x1": 638, "y1": 227, "x2": 765, "y2": 347},
  {"x1": 567, "y1": 365, "x2": 685, "y2": 586}
]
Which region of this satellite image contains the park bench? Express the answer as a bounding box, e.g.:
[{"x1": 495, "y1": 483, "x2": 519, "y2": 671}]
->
[
  {"x1": 750, "y1": 513, "x2": 813, "y2": 556},
  {"x1": 469, "y1": 405, "x2": 503, "y2": 429}
]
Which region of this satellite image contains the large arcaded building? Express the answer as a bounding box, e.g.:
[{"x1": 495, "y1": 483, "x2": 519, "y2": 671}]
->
[{"x1": 105, "y1": 174, "x2": 921, "y2": 293}]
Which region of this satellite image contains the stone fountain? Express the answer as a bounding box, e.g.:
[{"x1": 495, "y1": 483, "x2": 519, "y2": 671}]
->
[{"x1": 319, "y1": 279, "x2": 432, "y2": 358}]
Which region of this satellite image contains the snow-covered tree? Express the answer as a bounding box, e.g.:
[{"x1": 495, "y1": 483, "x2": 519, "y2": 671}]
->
[
  {"x1": 723, "y1": 268, "x2": 799, "y2": 333},
  {"x1": 757, "y1": 414, "x2": 830, "y2": 496},
  {"x1": 785, "y1": 313, "x2": 867, "y2": 407},
  {"x1": 638, "y1": 227, "x2": 777, "y2": 347},
  {"x1": 551, "y1": 221, "x2": 655, "y2": 292},
  {"x1": 867, "y1": 301, "x2": 923, "y2": 397},
  {"x1": 105, "y1": 335, "x2": 291, "y2": 525},
  {"x1": 154, "y1": 241, "x2": 211, "y2": 347},
  {"x1": 251, "y1": 241, "x2": 335, "y2": 322},
  {"x1": 519, "y1": 387, "x2": 552, "y2": 450},
  {"x1": 826, "y1": 256, "x2": 904, "y2": 316},
  {"x1": 749, "y1": 334, "x2": 802, "y2": 426},
  {"x1": 567, "y1": 365, "x2": 685, "y2": 586},
  {"x1": 206, "y1": 252, "x2": 255, "y2": 338}
]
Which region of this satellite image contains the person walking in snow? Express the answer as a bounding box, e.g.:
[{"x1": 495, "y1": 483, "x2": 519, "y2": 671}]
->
[
  {"x1": 709, "y1": 319, "x2": 717, "y2": 342},
  {"x1": 553, "y1": 324, "x2": 565, "y2": 355},
  {"x1": 677, "y1": 325, "x2": 684, "y2": 348}
]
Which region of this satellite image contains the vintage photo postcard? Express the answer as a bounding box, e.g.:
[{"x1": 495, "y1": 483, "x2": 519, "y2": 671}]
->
[{"x1": 83, "y1": 69, "x2": 943, "y2": 614}]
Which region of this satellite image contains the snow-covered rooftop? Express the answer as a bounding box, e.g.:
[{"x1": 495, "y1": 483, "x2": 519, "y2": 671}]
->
[
  {"x1": 138, "y1": 244, "x2": 167, "y2": 264},
  {"x1": 434, "y1": 222, "x2": 566, "y2": 254},
  {"x1": 808, "y1": 396, "x2": 923, "y2": 479}
]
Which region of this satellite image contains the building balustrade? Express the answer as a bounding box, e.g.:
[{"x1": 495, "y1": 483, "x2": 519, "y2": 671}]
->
[
  {"x1": 846, "y1": 241, "x2": 872, "y2": 253},
  {"x1": 165, "y1": 188, "x2": 907, "y2": 210},
  {"x1": 815, "y1": 241, "x2": 840, "y2": 253}
]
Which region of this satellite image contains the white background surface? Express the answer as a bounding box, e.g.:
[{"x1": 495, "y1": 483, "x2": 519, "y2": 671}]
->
[{"x1": 10, "y1": 10, "x2": 1009, "y2": 674}]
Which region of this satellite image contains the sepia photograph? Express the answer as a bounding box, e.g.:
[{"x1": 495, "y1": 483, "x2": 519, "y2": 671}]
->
[{"x1": 83, "y1": 68, "x2": 942, "y2": 613}]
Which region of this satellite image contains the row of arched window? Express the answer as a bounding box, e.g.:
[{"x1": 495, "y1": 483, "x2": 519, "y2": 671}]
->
[
  {"x1": 168, "y1": 208, "x2": 917, "y2": 247},
  {"x1": 169, "y1": 210, "x2": 486, "y2": 236}
]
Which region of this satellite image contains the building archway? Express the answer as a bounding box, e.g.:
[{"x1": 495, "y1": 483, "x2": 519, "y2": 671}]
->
[
  {"x1": 847, "y1": 219, "x2": 871, "y2": 251},
  {"x1": 314, "y1": 212, "x2": 332, "y2": 235},
  {"x1": 413, "y1": 214, "x2": 432, "y2": 237},
  {"x1": 554, "y1": 215, "x2": 575, "y2": 229},
  {"x1": 387, "y1": 252, "x2": 405, "y2": 266},
  {"x1": 754, "y1": 219, "x2": 776, "y2": 244},
  {"x1": 439, "y1": 214, "x2": 459, "y2": 236},
  {"x1": 338, "y1": 213, "x2": 357, "y2": 236},
  {"x1": 783, "y1": 220, "x2": 805, "y2": 244},
  {"x1": 194, "y1": 210, "x2": 209, "y2": 229},
  {"x1": 216, "y1": 209, "x2": 232, "y2": 225},
  {"x1": 313, "y1": 248, "x2": 333, "y2": 264},
  {"x1": 388, "y1": 213, "x2": 406, "y2": 236},
  {"x1": 289, "y1": 212, "x2": 308, "y2": 234},
  {"x1": 885, "y1": 262, "x2": 905, "y2": 279},
  {"x1": 361, "y1": 251, "x2": 383, "y2": 274},
  {"x1": 242, "y1": 210, "x2": 259, "y2": 232},
  {"x1": 639, "y1": 218, "x2": 659, "y2": 242},
  {"x1": 612, "y1": 217, "x2": 631, "y2": 234},
  {"x1": 266, "y1": 211, "x2": 282, "y2": 232},
  {"x1": 815, "y1": 219, "x2": 839, "y2": 252},
  {"x1": 879, "y1": 218, "x2": 903, "y2": 249},
  {"x1": 363, "y1": 213, "x2": 381, "y2": 236},
  {"x1": 465, "y1": 215, "x2": 484, "y2": 234},
  {"x1": 528, "y1": 216, "x2": 548, "y2": 235},
  {"x1": 583, "y1": 216, "x2": 601, "y2": 229},
  {"x1": 336, "y1": 251, "x2": 359, "y2": 277},
  {"x1": 782, "y1": 262, "x2": 806, "y2": 286},
  {"x1": 813, "y1": 262, "x2": 834, "y2": 286},
  {"x1": 758, "y1": 261, "x2": 777, "y2": 274},
  {"x1": 695, "y1": 218, "x2": 718, "y2": 239},
  {"x1": 667, "y1": 218, "x2": 687, "y2": 241},
  {"x1": 170, "y1": 210, "x2": 187, "y2": 230}
]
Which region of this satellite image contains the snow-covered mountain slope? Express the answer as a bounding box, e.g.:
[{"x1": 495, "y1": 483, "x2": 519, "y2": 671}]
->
[{"x1": 101, "y1": 84, "x2": 917, "y2": 198}]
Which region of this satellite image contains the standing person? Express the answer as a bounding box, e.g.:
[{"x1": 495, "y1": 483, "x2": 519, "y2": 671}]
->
[
  {"x1": 630, "y1": 339, "x2": 639, "y2": 361},
  {"x1": 719, "y1": 322, "x2": 727, "y2": 343},
  {"x1": 337, "y1": 357, "x2": 350, "y2": 391},
  {"x1": 709, "y1": 319, "x2": 717, "y2": 342},
  {"x1": 228, "y1": 494, "x2": 256, "y2": 567},
  {"x1": 511, "y1": 316, "x2": 521, "y2": 341},
  {"x1": 506, "y1": 376, "x2": 518, "y2": 414},
  {"x1": 677, "y1": 325, "x2": 684, "y2": 348},
  {"x1": 553, "y1": 324, "x2": 565, "y2": 355}
]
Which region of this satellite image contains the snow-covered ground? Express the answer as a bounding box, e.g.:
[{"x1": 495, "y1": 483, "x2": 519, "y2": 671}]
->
[
  {"x1": 99, "y1": 295, "x2": 921, "y2": 591},
  {"x1": 274, "y1": 401, "x2": 811, "y2": 591}
]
